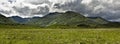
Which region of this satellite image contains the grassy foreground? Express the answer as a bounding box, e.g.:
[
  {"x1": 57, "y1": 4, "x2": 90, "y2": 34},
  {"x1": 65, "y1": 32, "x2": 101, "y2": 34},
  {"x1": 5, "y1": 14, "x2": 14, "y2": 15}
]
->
[{"x1": 0, "y1": 28, "x2": 120, "y2": 44}]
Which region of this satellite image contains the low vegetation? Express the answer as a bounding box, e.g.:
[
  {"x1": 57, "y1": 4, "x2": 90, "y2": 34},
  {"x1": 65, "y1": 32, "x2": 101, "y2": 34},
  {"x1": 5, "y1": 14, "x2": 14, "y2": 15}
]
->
[{"x1": 0, "y1": 28, "x2": 120, "y2": 44}]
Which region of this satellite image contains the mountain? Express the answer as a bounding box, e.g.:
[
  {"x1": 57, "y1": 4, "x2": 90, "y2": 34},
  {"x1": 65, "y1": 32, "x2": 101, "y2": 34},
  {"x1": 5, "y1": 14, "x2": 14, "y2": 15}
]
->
[
  {"x1": 0, "y1": 14, "x2": 16, "y2": 24},
  {"x1": 26, "y1": 11, "x2": 108, "y2": 27},
  {"x1": 87, "y1": 17, "x2": 108, "y2": 24},
  {"x1": 0, "y1": 11, "x2": 119, "y2": 28},
  {"x1": 26, "y1": 12, "x2": 62, "y2": 26},
  {"x1": 10, "y1": 16, "x2": 30, "y2": 24}
]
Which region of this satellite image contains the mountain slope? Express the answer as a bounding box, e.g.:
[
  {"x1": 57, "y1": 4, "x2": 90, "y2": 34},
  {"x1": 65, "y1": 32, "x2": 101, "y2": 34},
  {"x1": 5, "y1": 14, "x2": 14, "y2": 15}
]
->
[
  {"x1": 0, "y1": 14, "x2": 16, "y2": 24},
  {"x1": 48, "y1": 11, "x2": 87, "y2": 26},
  {"x1": 1, "y1": 11, "x2": 118, "y2": 28},
  {"x1": 10, "y1": 16, "x2": 30, "y2": 24},
  {"x1": 27, "y1": 11, "x2": 108, "y2": 27},
  {"x1": 0, "y1": 11, "x2": 119, "y2": 28},
  {"x1": 27, "y1": 12, "x2": 62, "y2": 26}
]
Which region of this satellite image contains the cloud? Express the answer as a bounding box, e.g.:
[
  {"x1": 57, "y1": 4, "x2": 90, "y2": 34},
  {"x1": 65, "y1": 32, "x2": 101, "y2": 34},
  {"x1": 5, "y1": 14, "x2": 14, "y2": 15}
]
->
[{"x1": 0, "y1": 0, "x2": 120, "y2": 22}]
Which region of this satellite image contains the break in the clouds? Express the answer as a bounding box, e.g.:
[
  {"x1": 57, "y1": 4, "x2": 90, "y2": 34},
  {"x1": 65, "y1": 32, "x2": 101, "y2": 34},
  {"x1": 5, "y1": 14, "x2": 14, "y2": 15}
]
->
[{"x1": 0, "y1": 0, "x2": 120, "y2": 22}]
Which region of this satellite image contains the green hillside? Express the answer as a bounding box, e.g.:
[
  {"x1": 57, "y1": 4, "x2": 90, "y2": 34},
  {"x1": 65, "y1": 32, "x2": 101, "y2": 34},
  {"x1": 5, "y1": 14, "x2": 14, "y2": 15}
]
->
[
  {"x1": 0, "y1": 14, "x2": 16, "y2": 24},
  {"x1": 2, "y1": 11, "x2": 119, "y2": 28},
  {"x1": 26, "y1": 11, "x2": 108, "y2": 28}
]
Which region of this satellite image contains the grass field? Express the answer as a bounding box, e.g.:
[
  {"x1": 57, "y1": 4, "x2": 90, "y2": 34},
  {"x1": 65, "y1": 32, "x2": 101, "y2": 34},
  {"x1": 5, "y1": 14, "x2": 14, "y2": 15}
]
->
[{"x1": 0, "y1": 28, "x2": 120, "y2": 44}]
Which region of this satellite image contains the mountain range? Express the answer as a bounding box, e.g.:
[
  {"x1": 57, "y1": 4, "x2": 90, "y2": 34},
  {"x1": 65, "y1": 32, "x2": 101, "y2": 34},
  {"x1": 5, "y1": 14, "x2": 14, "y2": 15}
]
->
[{"x1": 0, "y1": 11, "x2": 120, "y2": 28}]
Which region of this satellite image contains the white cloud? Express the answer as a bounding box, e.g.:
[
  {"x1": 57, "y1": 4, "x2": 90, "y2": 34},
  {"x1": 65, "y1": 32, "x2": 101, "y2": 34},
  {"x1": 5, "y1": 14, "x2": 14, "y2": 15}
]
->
[{"x1": 0, "y1": 0, "x2": 120, "y2": 22}]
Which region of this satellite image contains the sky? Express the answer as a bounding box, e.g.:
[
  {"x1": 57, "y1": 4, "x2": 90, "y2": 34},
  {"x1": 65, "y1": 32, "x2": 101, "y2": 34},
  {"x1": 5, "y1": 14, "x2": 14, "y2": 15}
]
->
[{"x1": 0, "y1": 0, "x2": 120, "y2": 22}]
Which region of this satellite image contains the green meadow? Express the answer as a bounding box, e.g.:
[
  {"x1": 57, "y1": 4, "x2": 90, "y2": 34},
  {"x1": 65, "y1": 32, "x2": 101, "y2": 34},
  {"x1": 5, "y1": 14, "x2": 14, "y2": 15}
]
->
[{"x1": 0, "y1": 28, "x2": 120, "y2": 44}]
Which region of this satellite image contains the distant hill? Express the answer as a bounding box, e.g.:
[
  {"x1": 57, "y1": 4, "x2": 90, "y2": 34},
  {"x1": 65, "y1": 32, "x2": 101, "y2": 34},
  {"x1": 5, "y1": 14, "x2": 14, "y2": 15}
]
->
[
  {"x1": 26, "y1": 12, "x2": 62, "y2": 26},
  {"x1": 1, "y1": 11, "x2": 120, "y2": 28},
  {"x1": 10, "y1": 16, "x2": 30, "y2": 24},
  {"x1": 0, "y1": 14, "x2": 16, "y2": 24},
  {"x1": 26, "y1": 11, "x2": 108, "y2": 28}
]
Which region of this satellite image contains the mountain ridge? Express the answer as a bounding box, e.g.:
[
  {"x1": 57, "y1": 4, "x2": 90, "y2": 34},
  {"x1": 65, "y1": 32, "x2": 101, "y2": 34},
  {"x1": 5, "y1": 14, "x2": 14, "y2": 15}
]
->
[
  {"x1": 26, "y1": 11, "x2": 109, "y2": 28},
  {"x1": 0, "y1": 11, "x2": 120, "y2": 28}
]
